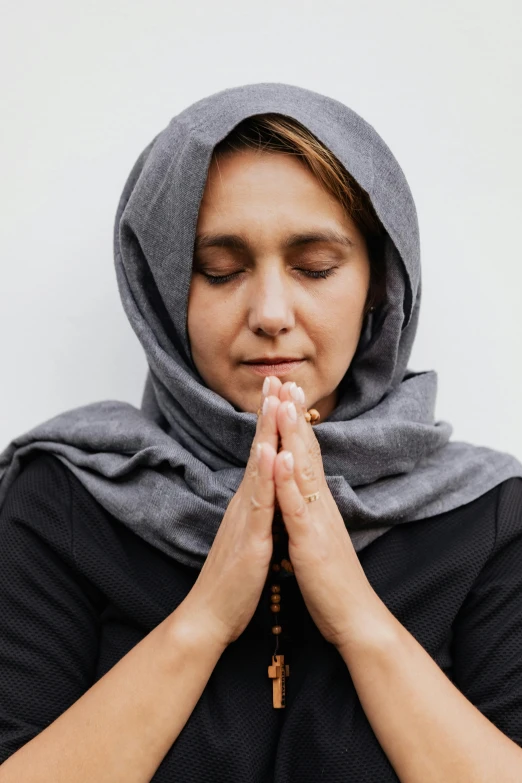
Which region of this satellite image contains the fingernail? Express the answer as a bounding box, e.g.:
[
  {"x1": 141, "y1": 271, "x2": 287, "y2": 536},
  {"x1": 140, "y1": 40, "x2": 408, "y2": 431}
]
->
[
  {"x1": 283, "y1": 451, "x2": 294, "y2": 471},
  {"x1": 262, "y1": 396, "x2": 270, "y2": 415},
  {"x1": 290, "y1": 384, "x2": 304, "y2": 405},
  {"x1": 262, "y1": 377, "x2": 270, "y2": 396},
  {"x1": 287, "y1": 402, "x2": 297, "y2": 422}
]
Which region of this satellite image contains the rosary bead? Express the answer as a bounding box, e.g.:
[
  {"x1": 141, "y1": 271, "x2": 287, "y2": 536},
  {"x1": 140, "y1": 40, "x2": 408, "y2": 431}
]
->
[
  {"x1": 272, "y1": 626, "x2": 282, "y2": 635},
  {"x1": 271, "y1": 585, "x2": 281, "y2": 594},
  {"x1": 271, "y1": 563, "x2": 281, "y2": 572},
  {"x1": 270, "y1": 604, "x2": 280, "y2": 613},
  {"x1": 280, "y1": 558, "x2": 294, "y2": 574},
  {"x1": 270, "y1": 594, "x2": 281, "y2": 604}
]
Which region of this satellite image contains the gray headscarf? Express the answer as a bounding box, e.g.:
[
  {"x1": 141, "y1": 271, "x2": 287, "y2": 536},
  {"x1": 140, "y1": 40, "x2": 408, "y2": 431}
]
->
[{"x1": 2, "y1": 82, "x2": 521, "y2": 570}]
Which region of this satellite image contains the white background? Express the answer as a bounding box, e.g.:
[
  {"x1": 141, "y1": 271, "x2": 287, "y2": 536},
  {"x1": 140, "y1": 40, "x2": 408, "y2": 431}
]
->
[{"x1": 1, "y1": 0, "x2": 521, "y2": 461}]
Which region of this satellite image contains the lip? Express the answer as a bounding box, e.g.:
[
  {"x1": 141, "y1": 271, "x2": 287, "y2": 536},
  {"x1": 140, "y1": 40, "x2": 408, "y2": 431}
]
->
[{"x1": 242, "y1": 360, "x2": 305, "y2": 377}]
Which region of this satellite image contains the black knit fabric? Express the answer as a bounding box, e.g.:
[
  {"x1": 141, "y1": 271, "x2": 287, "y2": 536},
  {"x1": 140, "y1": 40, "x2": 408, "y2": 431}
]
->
[{"x1": 1, "y1": 452, "x2": 522, "y2": 781}]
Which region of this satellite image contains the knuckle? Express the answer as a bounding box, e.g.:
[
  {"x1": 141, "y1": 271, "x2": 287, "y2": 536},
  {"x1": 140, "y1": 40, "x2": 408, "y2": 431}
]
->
[
  {"x1": 250, "y1": 499, "x2": 272, "y2": 513},
  {"x1": 309, "y1": 438, "x2": 322, "y2": 462},
  {"x1": 300, "y1": 463, "x2": 316, "y2": 482},
  {"x1": 292, "y1": 501, "x2": 308, "y2": 521},
  {"x1": 245, "y1": 461, "x2": 258, "y2": 480},
  {"x1": 249, "y1": 488, "x2": 273, "y2": 512},
  {"x1": 247, "y1": 534, "x2": 273, "y2": 559}
]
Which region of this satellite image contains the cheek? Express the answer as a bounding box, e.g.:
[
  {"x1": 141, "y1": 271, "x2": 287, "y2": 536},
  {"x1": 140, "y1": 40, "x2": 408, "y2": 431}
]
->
[
  {"x1": 313, "y1": 285, "x2": 365, "y2": 331},
  {"x1": 187, "y1": 283, "x2": 235, "y2": 358},
  {"x1": 330, "y1": 266, "x2": 369, "y2": 319},
  {"x1": 309, "y1": 281, "x2": 367, "y2": 357},
  {"x1": 187, "y1": 284, "x2": 211, "y2": 354}
]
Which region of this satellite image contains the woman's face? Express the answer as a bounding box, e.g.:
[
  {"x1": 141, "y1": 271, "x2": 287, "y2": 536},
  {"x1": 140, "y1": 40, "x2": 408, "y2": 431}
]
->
[{"x1": 188, "y1": 149, "x2": 371, "y2": 420}]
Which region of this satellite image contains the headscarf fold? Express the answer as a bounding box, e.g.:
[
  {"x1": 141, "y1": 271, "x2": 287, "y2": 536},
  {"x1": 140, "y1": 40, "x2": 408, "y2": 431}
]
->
[{"x1": 1, "y1": 82, "x2": 521, "y2": 569}]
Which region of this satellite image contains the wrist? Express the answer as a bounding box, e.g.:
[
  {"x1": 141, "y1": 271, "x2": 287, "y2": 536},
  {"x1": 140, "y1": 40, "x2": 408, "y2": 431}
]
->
[
  {"x1": 334, "y1": 590, "x2": 400, "y2": 662},
  {"x1": 164, "y1": 601, "x2": 229, "y2": 661}
]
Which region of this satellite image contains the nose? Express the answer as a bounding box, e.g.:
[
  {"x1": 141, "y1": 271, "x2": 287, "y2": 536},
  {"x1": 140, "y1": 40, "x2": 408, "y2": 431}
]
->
[{"x1": 247, "y1": 264, "x2": 296, "y2": 337}]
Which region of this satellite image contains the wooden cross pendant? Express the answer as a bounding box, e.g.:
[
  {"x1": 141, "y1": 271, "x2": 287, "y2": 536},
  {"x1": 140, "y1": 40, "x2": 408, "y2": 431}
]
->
[{"x1": 268, "y1": 654, "x2": 290, "y2": 708}]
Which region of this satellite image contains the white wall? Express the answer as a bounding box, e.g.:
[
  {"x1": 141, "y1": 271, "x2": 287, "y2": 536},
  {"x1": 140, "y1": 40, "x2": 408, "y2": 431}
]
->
[{"x1": 1, "y1": 0, "x2": 521, "y2": 461}]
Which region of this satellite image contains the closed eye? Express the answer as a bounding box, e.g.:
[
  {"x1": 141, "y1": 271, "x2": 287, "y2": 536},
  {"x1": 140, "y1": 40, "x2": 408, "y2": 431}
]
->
[
  {"x1": 200, "y1": 268, "x2": 338, "y2": 285},
  {"x1": 301, "y1": 268, "x2": 337, "y2": 280}
]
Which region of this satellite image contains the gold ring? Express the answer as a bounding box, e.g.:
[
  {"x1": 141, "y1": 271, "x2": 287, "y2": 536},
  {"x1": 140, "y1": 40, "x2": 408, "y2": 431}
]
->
[{"x1": 303, "y1": 491, "x2": 320, "y2": 503}]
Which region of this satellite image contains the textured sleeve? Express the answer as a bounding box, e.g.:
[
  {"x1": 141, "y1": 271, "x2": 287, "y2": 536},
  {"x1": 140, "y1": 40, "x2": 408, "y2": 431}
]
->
[
  {"x1": 451, "y1": 477, "x2": 522, "y2": 746},
  {"x1": 0, "y1": 454, "x2": 102, "y2": 764}
]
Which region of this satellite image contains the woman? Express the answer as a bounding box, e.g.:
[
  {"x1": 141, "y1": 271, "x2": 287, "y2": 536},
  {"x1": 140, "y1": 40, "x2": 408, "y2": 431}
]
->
[{"x1": 1, "y1": 82, "x2": 522, "y2": 781}]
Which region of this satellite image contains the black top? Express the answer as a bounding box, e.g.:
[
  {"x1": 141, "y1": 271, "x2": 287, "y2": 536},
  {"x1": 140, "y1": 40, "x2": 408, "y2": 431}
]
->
[{"x1": 1, "y1": 452, "x2": 522, "y2": 781}]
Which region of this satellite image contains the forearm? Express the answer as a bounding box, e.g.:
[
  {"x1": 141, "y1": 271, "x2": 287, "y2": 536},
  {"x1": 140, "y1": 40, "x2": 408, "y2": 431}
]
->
[
  {"x1": 0, "y1": 604, "x2": 225, "y2": 783},
  {"x1": 337, "y1": 596, "x2": 522, "y2": 783}
]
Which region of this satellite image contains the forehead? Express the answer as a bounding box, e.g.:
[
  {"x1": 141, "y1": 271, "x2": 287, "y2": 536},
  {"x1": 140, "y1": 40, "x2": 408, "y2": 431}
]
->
[
  {"x1": 203, "y1": 148, "x2": 319, "y2": 193},
  {"x1": 197, "y1": 150, "x2": 357, "y2": 234}
]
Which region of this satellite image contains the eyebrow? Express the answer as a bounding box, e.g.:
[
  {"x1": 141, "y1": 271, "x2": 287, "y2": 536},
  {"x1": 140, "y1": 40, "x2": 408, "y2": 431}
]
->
[{"x1": 194, "y1": 229, "x2": 355, "y2": 252}]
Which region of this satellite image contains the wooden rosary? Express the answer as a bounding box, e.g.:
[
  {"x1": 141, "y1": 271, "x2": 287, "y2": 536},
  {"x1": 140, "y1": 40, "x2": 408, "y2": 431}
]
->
[{"x1": 257, "y1": 404, "x2": 321, "y2": 708}]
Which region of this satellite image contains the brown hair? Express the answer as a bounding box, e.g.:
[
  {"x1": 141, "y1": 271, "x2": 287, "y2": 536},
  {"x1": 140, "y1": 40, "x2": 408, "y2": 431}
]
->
[{"x1": 211, "y1": 113, "x2": 387, "y2": 314}]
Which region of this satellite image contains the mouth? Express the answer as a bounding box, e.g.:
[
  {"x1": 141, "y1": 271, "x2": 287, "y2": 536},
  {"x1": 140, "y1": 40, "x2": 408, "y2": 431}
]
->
[{"x1": 242, "y1": 359, "x2": 305, "y2": 377}]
